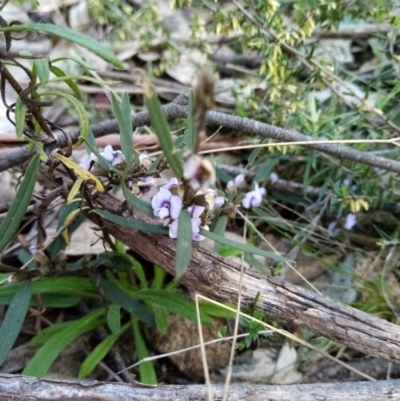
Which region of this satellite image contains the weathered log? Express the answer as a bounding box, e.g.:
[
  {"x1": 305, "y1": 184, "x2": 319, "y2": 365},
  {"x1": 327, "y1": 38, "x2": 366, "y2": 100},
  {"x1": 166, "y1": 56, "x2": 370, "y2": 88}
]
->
[{"x1": 92, "y1": 193, "x2": 400, "y2": 365}]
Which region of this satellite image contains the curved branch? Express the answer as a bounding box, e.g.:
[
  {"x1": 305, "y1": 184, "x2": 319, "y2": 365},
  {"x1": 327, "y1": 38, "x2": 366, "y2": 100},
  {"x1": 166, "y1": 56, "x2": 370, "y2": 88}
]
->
[{"x1": 3, "y1": 94, "x2": 400, "y2": 174}]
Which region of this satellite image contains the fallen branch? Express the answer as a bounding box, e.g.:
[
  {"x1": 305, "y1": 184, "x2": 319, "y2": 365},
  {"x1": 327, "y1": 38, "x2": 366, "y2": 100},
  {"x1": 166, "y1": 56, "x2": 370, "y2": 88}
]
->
[
  {"x1": 0, "y1": 373, "x2": 399, "y2": 400},
  {"x1": 92, "y1": 193, "x2": 400, "y2": 366},
  {"x1": 3, "y1": 95, "x2": 400, "y2": 175}
]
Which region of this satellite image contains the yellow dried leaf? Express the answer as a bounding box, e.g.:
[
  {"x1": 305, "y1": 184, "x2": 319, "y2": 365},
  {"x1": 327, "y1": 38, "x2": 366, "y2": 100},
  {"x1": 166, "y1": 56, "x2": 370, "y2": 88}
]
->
[{"x1": 55, "y1": 153, "x2": 104, "y2": 192}]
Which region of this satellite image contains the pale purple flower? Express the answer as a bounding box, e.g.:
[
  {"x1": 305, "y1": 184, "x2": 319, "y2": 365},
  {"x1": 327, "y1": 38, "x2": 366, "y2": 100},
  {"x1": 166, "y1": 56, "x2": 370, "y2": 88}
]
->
[
  {"x1": 327, "y1": 220, "x2": 338, "y2": 232},
  {"x1": 160, "y1": 177, "x2": 180, "y2": 191},
  {"x1": 227, "y1": 174, "x2": 245, "y2": 191},
  {"x1": 137, "y1": 176, "x2": 155, "y2": 195},
  {"x1": 101, "y1": 145, "x2": 125, "y2": 166},
  {"x1": 242, "y1": 183, "x2": 266, "y2": 209},
  {"x1": 168, "y1": 205, "x2": 208, "y2": 241},
  {"x1": 152, "y1": 190, "x2": 182, "y2": 222},
  {"x1": 184, "y1": 154, "x2": 215, "y2": 191},
  {"x1": 269, "y1": 172, "x2": 278, "y2": 184},
  {"x1": 344, "y1": 213, "x2": 357, "y2": 230},
  {"x1": 79, "y1": 152, "x2": 97, "y2": 170}
]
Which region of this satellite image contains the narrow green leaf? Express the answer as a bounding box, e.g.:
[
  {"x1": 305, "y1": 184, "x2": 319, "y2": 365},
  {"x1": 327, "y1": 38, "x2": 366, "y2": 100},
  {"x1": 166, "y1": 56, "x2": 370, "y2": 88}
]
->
[
  {"x1": 151, "y1": 265, "x2": 166, "y2": 290},
  {"x1": 107, "y1": 304, "x2": 121, "y2": 334},
  {"x1": 199, "y1": 229, "x2": 291, "y2": 263},
  {"x1": 153, "y1": 304, "x2": 169, "y2": 334},
  {"x1": 15, "y1": 96, "x2": 27, "y2": 137},
  {"x1": 199, "y1": 301, "x2": 236, "y2": 319},
  {"x1": 0, "y1": 153, "x2": 40, "y2": 254},
  {"x1": 23, "y1": 308, "x2": 105, "y2": 377},
  {"x1": 143, "y1": 79, "x2": 183, "y2": 177},
  {"x1": 212, "y1": 215, "x2": 227, "y2": 253},
  {"x1": 122, "y1": 182, "x2": 153, "y2": 215},
  {"x1": 49, "y1": 65, "x2": 81, "y2": 97},
  {"x1": 91, "y1": 274, "x2": 155, "y2": 327},
  {"x1": 40, "y1": 90, "x2": 89, "y2": 144},
  {"x1": 78, "y1": 322, "x2": 129, "y2": 379},
  {"x1": 111, "y1": 92, "x2": 136, "y2": 163},
  {"x1": 0, "y1": 24, "x2": 123, "y2": 69},
  {"x1": 176, "y1": 210, "x2": 192, "y2": 278},
  {"x1": 33, "y1": 59, "x2": 50, "y2": 85},
  {"x1": 92, "y1": 209, "x2": 168, "y2": 234},
  {"x1": 184, "y1": 89, "x2": 196, "y2": 152},
  {"x1": 29, "y1": 321, "x2": 72, "y2": 347},
  {"x1": 0, "y1": 281, "x2": 32, "y2": 365},
  {"x1": 133, "y1": 289, "x2": 213, "y2": 325},
  {"x1": 131, "y1": 318, "x2": 157, "y2": 384},
  {"x1": 0, "y1": 277, "x2": 98, "y2": 300}
]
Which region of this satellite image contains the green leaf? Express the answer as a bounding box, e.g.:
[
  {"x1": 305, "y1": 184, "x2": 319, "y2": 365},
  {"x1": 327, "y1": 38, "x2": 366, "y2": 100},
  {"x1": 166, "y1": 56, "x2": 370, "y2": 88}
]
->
[
  {"x1": 91, "y1": 274, "x2": 155, "y2": 327},
  {"x1": 0, "y1": 24, "x2": 123, "y2": 69},
  {"x1": 107, "y1": 304, "x2": 121, "y2": 334},
  {"x1": 23, "y1": 308, "x2": 106, "y2": 377},
  {"x1": 133, "y1": 289, "x2": 213, "y2": 325},
  {"x1": 131, "y1": 317, "x2": 157, "y2": 384},
  {"x1": 15, "y1": 96, "x2": 27, "y2": 137},
  {"x1": 29, "y1": 321, "x2": 72, "y2": 347},
  {"x1": 40, "y1": 90, "x2": 89, "y2": 144},
  {"x1": 92, "y1": 209, "x2": 168, "y2": 234},
  {"x1": 176, "y1": 210, "x2": 192, "y2": 278},
  {"x1": 49, "y1": 65, "x2": 81, "y2": 97},
  {"x1": 151, "y1": 265, "x2": 166, "y2": 290},
  {"x1": 184, "y1": 89, "x2": 196, "y2": 152},
  {"x1": 199, "y1": 301, "x2": 236, "y2": 319},
  {"x1": 0, "y1": 153, "x2": 40, "y2": 254},
  {"x1": 0, "y1": 281, "x2": 32, "y2": 365},
  {"x1": 33, "y1": 59, "x2": 50, "y2": 85},
  {"x1": 212, "y1": 215, "x2": 227, "y2": 253},
  {"x1": 154, "y1": 304, "x2": 169, "y2": 334},
  {"x1": 78, "y1": 322, "x2": 129, "y2": 379},
  {"x1": 199, "y1": 228, "x2": 291, "y2": 263},
  {"x1": 143, "y1": 79, "x2": 183, "y2": 177},
  {"x1": 121, "y1": 181, "x2": 153, "y2": 215},
  {"x1": 111, "y1": 92, "x2": 136, "y2": 163},
  {"x1": 0, "y1": 277, "x2": 98, "y2": 302}
]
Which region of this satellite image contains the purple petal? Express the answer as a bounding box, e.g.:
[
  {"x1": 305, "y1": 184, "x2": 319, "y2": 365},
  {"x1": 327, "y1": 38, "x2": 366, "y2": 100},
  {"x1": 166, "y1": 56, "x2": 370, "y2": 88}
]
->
[
  {"x1": 188, "y1": 205, "x2": 205, "y2": 219},
  {"x1": 344, "y1": 214, "x2": 357, "y2": 230},
  {"x1": 242, "y1": 193, "x2": 252, "y2": 209},
  {"x1": 169, "y1": 195, "x2": 183, "y2": 219},
  {"x1": 169, "y1": 219, "x2": 178, "y2": 238},
  {"x1": 193, "y1": 225, "x2": 208, "y2": 241},
  {"x1": 152, "y1": 190, "x2": 172, "y2": 211},
  {"x1": 111, "y1": 151, "x2": 125, "y2": 166},
  {"x1": 101, "y1": 145, "x2": 115, "y2": 163},
  {"x1": 158, "y1": 207, "x2": 170, "y2": 220},
  {"x1": 160, "y1": 177, "x2": 179, "y2": 191},
  {"x1": 327, "y1": 221, "x2": 337, "y2": 232},
  {"x1": 269, "y1": 172, "x2": 278, "y2": 184},
  {"x1": 234, "y1": 174, "x2": 245, "y2": 187},
  {"x1": 214, "y1": 196, "x2": 225, "y2": 208}
]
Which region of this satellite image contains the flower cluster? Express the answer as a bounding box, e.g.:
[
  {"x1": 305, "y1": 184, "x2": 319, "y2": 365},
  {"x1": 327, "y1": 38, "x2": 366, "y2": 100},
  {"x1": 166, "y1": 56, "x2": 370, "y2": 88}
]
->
[
  {"x1": 227, "y1": 173, "x2": 267, "y2": 209},
  {"x1": 151, "y1": 177, "x2": 223, "y2": 241}
]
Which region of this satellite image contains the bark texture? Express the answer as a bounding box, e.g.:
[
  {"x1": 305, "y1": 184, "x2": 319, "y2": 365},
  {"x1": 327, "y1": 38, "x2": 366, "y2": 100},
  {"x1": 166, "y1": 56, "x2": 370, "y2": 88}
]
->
[
  {"x1": 0, "y1": 374, "x2": 399, "y2": 401},
  {"x1": 93, "y1": 193, "x2": 400, "y2": 365}
]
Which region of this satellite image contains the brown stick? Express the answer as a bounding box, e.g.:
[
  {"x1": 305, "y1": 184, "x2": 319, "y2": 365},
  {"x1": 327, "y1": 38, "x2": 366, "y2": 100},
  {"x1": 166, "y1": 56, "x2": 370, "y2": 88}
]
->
[
  {"x1": 0, "y1": 373, "x2": 399, "y2": 401},
  {"x1": 92, "y1": 193, "x2": 400, "y2": 365}
]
